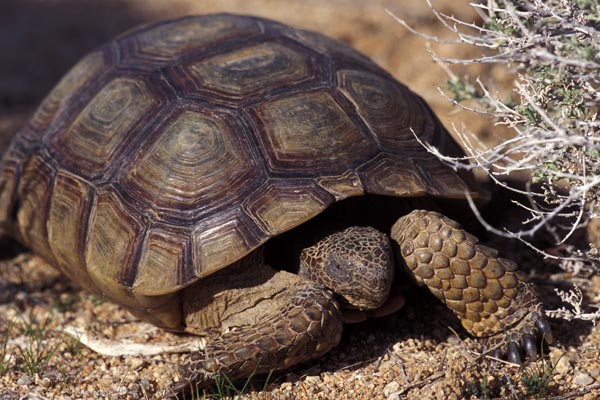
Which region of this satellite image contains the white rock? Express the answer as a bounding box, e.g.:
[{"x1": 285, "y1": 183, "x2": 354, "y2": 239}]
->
[
  {"x1": 383, "y1": 380, "x2": 400, "y2": 398},
  {"x1": 549, "y1": 348, "x2": 572, "y2": 375},
  {"x1": 574, "y1": 372, "x2": 594, "y2": 387},
  {"x1": 139, "y1": 378, "x2": 151, "y2": 392},
  {"x1": 17, "y1": 375, "x2": 33, "y2": 386}
]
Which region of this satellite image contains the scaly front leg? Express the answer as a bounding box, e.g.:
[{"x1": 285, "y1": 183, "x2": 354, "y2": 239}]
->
[
  {"x1": 391, "y1": 210, "x2": 553, "y2": 363},
  {"x1": 168, "y1": 268, "x2": 343, "y2": 397}
]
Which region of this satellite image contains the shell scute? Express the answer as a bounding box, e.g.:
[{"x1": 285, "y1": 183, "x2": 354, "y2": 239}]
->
[
  {"x1": 243, "y1": 180, "x2": 334, "y2": 236},
  {"x1": 47, "y1": 170, "x2": 98, "y2": 294},
  {"x1": 253, "y1": 90, "x2": 377, "y2": 175},
  {"x1": 85, "y1": 189, "x2": 144, "y2": 308},
  {"x1": 180, "y1": 41, "x2": 320, "y2": 104},
  {"x1": 50, "y1": 77, "x2": 157, "y2": 180},
  {"x1": 16, "y1": 155, "x2": 55, "y2": 263},
  {"x1": 192, "y1": 210, "x2": 259, "y2": 278},
  {"x1": 125, "y1": 14, "x2": 264, "y2": 63},
  {"x1": 338, "y1": 69, "x2": 435, "y2": 153},
  {"x1": 119, "y1": 107, "x2": 262, "y2": 220},
  {"x1": 357, "y1": 155, "x2": 429, "y2": 197},
  {"x1": 22, "y1": 50, "x2": 107, "y2": 146}
]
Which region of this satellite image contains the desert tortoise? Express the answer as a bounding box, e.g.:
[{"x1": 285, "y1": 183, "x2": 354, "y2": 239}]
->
[{"x1": 0, "y1": 14, "x2": 553, "y2": 394}]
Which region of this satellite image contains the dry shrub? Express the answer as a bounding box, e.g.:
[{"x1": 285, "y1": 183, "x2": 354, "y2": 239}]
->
[{"x1": 391, "y1": 0, "x2": 600, "y2": 323}]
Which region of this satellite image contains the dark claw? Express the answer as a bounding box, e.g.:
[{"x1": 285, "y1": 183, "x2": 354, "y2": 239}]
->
[
  {"x1": 535, "y1": 318, "x2": 554, "y2": 344},
  {"x1": 491, "y1": 349, "x2": 502, "y2": 360},
  {"x1": 523, "y1": 334, "x2": 538, "y2": 360},
  {"x1": 507, "y1": 341, "x2": 521, "y2": 364}
]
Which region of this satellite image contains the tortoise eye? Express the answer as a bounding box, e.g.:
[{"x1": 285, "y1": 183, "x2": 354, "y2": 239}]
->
[{"x1": 325, "y1": 259, "x2": 351, "y2": 283}]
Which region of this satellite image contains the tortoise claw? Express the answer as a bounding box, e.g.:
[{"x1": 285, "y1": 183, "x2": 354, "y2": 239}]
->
[
  {"x1": 536, "y1": 318, "x2": 554, "y2": 344},
  {"x1": 507, "y1": 341, "x2": 521, "y2": 364},
  {"x1": 483, "y1": 309, "x2": 553, "y2": 364},
  {"x1": 491, "y1": 349, "x2": 502, "y2": 360},
  {"x1": 523, "y1": 333, "x2": 538, "y2": 360}
]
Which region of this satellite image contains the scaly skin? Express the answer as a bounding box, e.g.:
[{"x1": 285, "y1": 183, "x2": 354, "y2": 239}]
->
[
  {"x1": 170, "y1": 212, "x2": 552, "y2": 396},
  {"x1": 170, "y1": 277, "x2": 343, "y2": 397},
  {"x1": 391, "y1": 210, "x2": 553, "y2": 362}
]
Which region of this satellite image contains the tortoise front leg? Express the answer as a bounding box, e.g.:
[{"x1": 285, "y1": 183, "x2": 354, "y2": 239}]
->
[
  {"x1": 169, "y1": 268, "x2": 342, "y2": 396},
  {"x1": 391, "y1": 210, "x2": 553, "y2": 362}
]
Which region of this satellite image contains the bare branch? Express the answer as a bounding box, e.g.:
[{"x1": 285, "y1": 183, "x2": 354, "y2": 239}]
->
[{"x1": 394, "y1": 0, "x2": 600, "y2": 293}]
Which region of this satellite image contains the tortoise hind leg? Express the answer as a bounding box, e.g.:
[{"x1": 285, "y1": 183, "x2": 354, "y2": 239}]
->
[
  {"x1": 391, "y1": 210, "x2": 553, "y2": 363},
  {"x1": 169, "y1": 262, "x2": 342, "y2": 396}
]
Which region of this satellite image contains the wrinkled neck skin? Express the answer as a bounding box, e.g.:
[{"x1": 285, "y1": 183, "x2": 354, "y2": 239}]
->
[{"x1": 182, "y1": 249, "x2": 310, "y2": 335}]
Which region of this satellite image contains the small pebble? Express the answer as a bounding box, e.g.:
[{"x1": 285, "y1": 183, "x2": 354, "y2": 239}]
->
[
  {"x1": 549, "y1": 348, "x2": 572, "y2": 375},
  {"x1": 446, "y1": 335, "x2": 460, "y2": 345},
  {"x1": 574, "y1": 372, "x2": 594, "y2": 387},
  {"x1": 139, "y1": 378, "x2": 151, "y2": 391},
  {"x1": 304, "y1": 375, "x2": 320, "y2": 384},
  {"x1": 17, "y1": 375, "x2": 33, "y2": 386},
  {"x1": 39, "y1": 377, "x2": 52, "y2": 387},
  {"x1": 128, "y1": 357, "x2": 144, "y2": 369},
  {"x1": 383, "y1": 381, "x2": 400, "y2": 397},
  {"x1": 20, "y1": 394, "x2": 48, "y2": 400},
  {"x1": 44, "y1": 370, "x2": 62, "y2": 382}
]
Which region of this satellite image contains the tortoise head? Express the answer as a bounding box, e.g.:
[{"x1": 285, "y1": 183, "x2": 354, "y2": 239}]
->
[{"x1": 298, "y1": 226, "x2": 393, "y2": 311}]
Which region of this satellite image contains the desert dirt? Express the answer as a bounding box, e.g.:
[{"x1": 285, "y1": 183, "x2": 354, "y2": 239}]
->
[{"x1": 0, "y1": 1, "x2": 599, "y2": 399}]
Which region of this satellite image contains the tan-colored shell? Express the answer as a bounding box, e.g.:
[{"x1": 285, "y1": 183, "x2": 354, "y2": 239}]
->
[{"x1": 0, "y1": 14, "x2": 474, "y2": 329}]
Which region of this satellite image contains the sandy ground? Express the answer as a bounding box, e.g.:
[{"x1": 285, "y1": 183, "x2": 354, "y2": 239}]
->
[{"x1": 0, "y1": 1, "x2": 599, "y2": 399}]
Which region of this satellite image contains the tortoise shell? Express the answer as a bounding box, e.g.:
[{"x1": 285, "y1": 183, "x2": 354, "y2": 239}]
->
[{"x1": 0, "y1": 14, "x2": 473, "y2": 328}]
